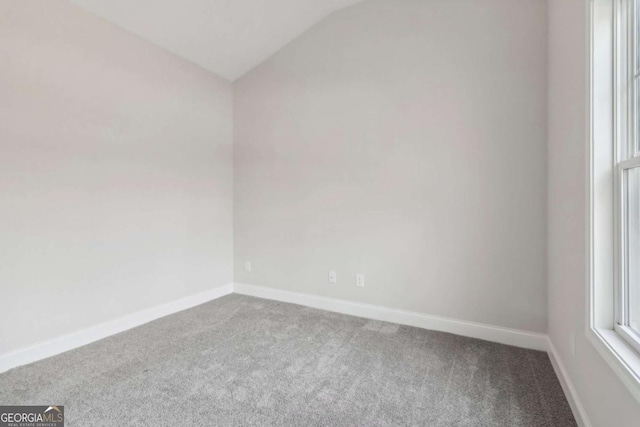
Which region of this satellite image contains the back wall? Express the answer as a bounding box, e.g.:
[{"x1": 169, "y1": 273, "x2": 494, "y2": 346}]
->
[{"x1": 234, "y1": 0, "x2": 548, "y2": 332}]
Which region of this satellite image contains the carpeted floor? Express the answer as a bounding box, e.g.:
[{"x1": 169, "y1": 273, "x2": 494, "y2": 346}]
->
[{"x1": 0, "y1": 294, "x2": 576, "y2": 426}]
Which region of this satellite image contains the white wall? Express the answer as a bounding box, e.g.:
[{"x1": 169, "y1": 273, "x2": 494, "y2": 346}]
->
[
  {"x1": 234, "y1": 0, "x2": 548, "y2": 333},
  {"x1": 0, "y1": 1, "x2": 233, "y2": 355},
  {"x1": 547, "y1": 0, "x2": 640, "y2": 425}
]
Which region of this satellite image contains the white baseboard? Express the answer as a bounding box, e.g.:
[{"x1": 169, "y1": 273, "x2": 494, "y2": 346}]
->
[
  {"x1": 0, "y1": 283, "x2": 233, "y2": 373},
  {"x1": 547, "y1": 338, "x2": 592, "y2": 427},
  {"x1": 233, "y1": 282, "x2": 548, "y2": 351}
]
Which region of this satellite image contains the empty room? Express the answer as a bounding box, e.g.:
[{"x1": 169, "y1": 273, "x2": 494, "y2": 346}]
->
[{"x1": 1, "y1": 0, "x2": 639, "y2": 425}]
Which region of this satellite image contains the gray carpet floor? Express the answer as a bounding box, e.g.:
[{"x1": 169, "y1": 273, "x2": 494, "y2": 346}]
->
[{"x1": 0, "y1": 294, "x2": 576, "y2": 426}]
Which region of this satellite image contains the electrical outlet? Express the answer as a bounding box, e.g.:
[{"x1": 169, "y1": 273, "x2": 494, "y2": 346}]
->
[
  {"x1": 244, "y1": 261, "x2": 252, "y2": 272},
  {"x1": 328, "y1": 270, "x2": 337, "y2": 284},
  {"x1": 355, "y1": 273, "x2": 365, "y2": 288}
]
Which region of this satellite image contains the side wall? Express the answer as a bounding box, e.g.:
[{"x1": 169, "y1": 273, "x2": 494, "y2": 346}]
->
[
  {"x1": 234, "y1": 0, "x2": 549, "y2": 333},
  {"x1": 548, "y1": 0, "x2": 640, "y2": 425},
  {"x1": 0, "y1": 0, "x2": 233, "y2": 355}
]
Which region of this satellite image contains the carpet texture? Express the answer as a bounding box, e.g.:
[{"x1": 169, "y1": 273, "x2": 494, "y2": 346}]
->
[{"x1": 0, "y1": 294, "x2": 576, "y2": 426}]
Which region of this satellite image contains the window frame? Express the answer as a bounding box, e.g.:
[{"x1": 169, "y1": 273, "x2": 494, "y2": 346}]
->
[
  {"x1": 589, "y1": 0, "x2": 640, "y2": 403},
  {"x1": 615, "y1": 157, "x2": 640, "y2": 355},
  {"x1": 614, "y1": 0, "x2": 640, "y2": 354}
]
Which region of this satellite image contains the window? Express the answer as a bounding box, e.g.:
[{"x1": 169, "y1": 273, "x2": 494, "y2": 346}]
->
[
  {"x1": 589, "y1": 0, "x2": 640, "y2": 401},
  {"x1": 615, "y1": 0, "x2": 640, "y2": 354}
]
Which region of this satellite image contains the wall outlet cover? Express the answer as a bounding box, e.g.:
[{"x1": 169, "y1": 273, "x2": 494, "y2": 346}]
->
[{"x1": 328, "y1": 270, "x2": 337, "y2": 284}]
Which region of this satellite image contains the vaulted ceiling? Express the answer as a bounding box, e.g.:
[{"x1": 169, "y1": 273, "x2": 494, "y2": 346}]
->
[{"x1": 72, "y1": 0, "x2": 366, "y2": 81}]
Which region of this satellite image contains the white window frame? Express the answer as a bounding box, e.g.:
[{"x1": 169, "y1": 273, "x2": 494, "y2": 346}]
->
[
  {"x1": 614, "y1": 156, "x2": 640, "y2": 355},
  {"x1": 589, "y1": 0, "x2": 640, "y2": 402},
  {"x1": 613, "y1": 0, "x2": 640, "y2": 354}
]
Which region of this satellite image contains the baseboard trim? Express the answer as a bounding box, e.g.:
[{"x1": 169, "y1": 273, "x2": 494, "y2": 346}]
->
[
  {"x1": 0, "y1": 283, "x2": 233, "y2": 373},
  {"x1": 233, "y1": 282, "x2": 548, "y2": 351},
  {"x1": 547, "y1": 338, "x2": 592, "y2": 427}
]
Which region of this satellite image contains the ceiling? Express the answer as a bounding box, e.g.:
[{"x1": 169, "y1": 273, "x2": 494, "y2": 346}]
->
[{"x1": 72, "y1": 0, "x2": 365, "y2": 81}]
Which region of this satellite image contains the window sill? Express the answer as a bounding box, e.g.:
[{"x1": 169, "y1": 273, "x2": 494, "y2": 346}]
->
[{"x1": 587, "y1": 327, "x2": 640, "y2": 402}]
